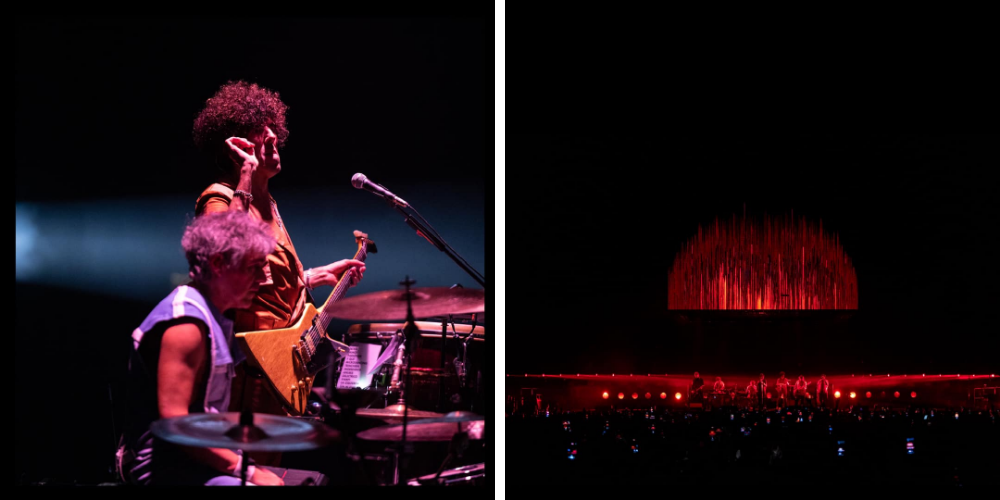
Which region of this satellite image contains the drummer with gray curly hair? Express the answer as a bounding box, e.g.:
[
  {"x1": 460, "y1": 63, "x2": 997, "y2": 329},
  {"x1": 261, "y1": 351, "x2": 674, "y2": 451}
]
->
[{"x1": 118, "y1": 211, "x2": 285, "y2": 485}]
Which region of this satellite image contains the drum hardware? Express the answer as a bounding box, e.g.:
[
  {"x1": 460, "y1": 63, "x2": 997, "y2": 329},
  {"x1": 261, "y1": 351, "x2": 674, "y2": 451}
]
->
[
  {"x1": 150, "y1": 410, "x2": 340, "y2": 486},
  {"x1": 317, "y1": 277, "x2": 487, "y2": 483},
  {"x1": 394, "y1": 276, "x2": 420, "y2": 485},
  {"x1": 341, "y1": 320, "x2": 485, "y2": 413},
  {"x1": 428, "y1": 430, "x2": 470, "y2": 485},
  {"x1": 457, "y1": 313, "x2": 478, "y2": 389},
  {"x1": 356, "y1": 411, "x2": 485, "y2": 486},
  {"x1": 356, "y1": 411, "x2": 485, "y2": 442},
  {"x1": 388, "y1": 333, "x2": 407, "y2": 408},
  {"x1": 406, "y1": 463, "x2": 485, "y2": 486},
  {"x1": 360, "y1": 277, "x2": 484, "y2": 484}
]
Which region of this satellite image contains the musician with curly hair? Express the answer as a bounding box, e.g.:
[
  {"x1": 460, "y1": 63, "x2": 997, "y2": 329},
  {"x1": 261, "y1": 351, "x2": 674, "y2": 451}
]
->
[{"x1": 191, "y1": 81, "x2": 368, "y2": 453}]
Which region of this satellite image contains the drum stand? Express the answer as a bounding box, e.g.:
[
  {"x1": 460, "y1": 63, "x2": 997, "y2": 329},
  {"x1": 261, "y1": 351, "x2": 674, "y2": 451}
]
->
[
  {"x1": 417, "y1": 428, "x2": 470, "y2": 485},
  {"x1": 444, "y1": 308, "x2": 479, "y2": 412},
  {"x1": 385, "y1": 332, "x2": 409, "y2": 409},
  {"x1": 387, "y1": 276, "x2": 420, "y2": 485}
]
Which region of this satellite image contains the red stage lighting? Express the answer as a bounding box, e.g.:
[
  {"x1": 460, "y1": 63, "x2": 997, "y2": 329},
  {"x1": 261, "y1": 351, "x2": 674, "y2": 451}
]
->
[
  {"x1": 675, "y1": 392, "x2": 682, "y2": 400},
  {"x1": 911, "y1": 391, "x2": 917, "y2": 398},
  {"x1": 618, "y1": 393, "x2": 625, "y2": 400},
  {"x1": 660, "y1": 392, "x2": 667, "y2": 399},
  {"x1": 644, "y1": 392, "x2": 651, "y2": 399},
  {"x1": 667, "y1": 212, "x2": 858, "y2": 310},
  {"x1": 865, "y1": 391, "x2": 872, "y2": 398},
  {"x1": 602, "y1": 391, "x2": 609, "y2": 400},
  {"x1": 631, "y1": 393, "x2": 638, "y2": 400},
  {"x1": 894, "y1": 391, "x2": 900, "y2": 398},
  {"x1": 849, "y1": 392, "x2": 856, "y2": 399},
  {"x1": 834, "y1": 390, "x2": 841, "y2": 399}
]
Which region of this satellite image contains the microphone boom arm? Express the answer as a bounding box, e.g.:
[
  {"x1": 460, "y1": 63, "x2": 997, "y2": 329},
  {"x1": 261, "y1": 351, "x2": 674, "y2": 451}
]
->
[{"x1": 393, "y1": 204, "x2": 486, "y2": 288}]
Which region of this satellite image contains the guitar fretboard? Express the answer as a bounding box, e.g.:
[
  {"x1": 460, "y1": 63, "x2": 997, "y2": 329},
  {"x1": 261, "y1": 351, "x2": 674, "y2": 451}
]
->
[{"x1": 302, "y1": 242, "x2": 368, "y2": 352}]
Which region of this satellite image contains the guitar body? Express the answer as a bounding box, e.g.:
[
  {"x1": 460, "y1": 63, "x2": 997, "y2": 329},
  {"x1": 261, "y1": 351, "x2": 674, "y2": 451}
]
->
[{"x1": 235, "y1": 303, "x2": 322, "y2": 416}]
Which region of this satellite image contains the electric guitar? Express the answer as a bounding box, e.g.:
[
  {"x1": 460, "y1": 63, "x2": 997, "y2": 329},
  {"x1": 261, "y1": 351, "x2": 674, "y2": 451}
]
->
[{"x1": 235, "y1": 230, "x2": 377, "y2": 415}]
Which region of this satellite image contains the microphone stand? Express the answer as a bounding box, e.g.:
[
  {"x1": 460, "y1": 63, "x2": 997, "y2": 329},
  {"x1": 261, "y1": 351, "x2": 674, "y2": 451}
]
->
[{"x1": 390, "y1": 203, "x2": 486, "y2": 288}]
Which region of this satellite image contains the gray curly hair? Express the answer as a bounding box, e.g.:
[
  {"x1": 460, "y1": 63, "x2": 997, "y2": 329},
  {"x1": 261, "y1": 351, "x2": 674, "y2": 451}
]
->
[{"x1": 182, "y1": 211, "x2": 275, "y2": 283}]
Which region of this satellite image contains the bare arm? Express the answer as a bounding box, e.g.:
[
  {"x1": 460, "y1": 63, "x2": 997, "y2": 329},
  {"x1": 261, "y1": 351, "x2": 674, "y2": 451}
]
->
[
  {"x1": 223, "y1": 137, "x2": 258, "y2": 213},
  {"x1": 158, "y1": 322, "x2": 284, "y2": 485},
  {"x1": 305, "y1": 259, "x2": 367, "y2": 289}
]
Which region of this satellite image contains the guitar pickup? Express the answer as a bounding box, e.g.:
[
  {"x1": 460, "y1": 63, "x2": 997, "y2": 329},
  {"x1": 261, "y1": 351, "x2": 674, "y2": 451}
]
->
[
  {"x1": 303, "y1": 337, "x2": 347, "y2": 375},
  {"x1": 294, "y1": 343, "x2": 311, "y2": 371}
]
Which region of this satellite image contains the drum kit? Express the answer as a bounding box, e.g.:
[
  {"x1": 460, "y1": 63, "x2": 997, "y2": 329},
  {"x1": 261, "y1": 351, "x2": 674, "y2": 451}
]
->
[{"x1": 151, "y1": 282, "x2": 487, "y2": 486}]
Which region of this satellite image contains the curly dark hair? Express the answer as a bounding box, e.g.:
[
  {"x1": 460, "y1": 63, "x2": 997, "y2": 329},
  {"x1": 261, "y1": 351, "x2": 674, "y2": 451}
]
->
[{"x1": 192, "y1": 80, "x2": 290, "y2": 170}]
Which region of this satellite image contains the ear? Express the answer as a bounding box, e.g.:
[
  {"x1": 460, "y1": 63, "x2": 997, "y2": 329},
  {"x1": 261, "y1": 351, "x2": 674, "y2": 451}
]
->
[{"x1": 208, "y1": 254, "x2": 226, "y2": 274}]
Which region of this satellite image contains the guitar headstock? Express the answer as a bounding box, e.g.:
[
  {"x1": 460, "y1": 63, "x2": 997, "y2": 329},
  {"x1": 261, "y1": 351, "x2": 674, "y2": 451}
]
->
[{"x1": 353, "y1": 229, "x2": 378, "y2": 253}]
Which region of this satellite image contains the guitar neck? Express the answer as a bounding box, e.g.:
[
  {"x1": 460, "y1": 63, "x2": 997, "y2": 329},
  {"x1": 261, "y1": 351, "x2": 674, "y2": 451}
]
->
[{"x1": 314, "y1": 243, "x2": 368, "y2": 336}]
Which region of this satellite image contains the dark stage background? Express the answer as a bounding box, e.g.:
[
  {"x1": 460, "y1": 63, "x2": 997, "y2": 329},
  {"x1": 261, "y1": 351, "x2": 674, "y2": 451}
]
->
[
  {"x1": 16, "y1": 17, "x2": 487, "y2": 485},
  {"x1": 507, "y1": 134, "x2": 997, "y2": 378}
]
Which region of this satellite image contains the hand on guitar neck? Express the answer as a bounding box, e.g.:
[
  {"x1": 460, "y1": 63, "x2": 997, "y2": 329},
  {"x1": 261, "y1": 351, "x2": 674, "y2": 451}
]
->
[{"x1": 305, "y1": 259, "x2": 366, "y2": 289}]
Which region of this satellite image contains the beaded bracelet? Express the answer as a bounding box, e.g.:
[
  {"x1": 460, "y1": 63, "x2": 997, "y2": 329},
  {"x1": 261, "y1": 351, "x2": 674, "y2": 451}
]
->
[{"x1": 233, "y1": 189, "x2": 254, "y2": 204}]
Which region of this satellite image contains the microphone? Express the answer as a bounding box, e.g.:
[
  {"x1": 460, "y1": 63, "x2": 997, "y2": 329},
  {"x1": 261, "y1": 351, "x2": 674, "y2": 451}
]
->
[{"x1": 351, "y1": 173, "x2": 409, "y2": 208}]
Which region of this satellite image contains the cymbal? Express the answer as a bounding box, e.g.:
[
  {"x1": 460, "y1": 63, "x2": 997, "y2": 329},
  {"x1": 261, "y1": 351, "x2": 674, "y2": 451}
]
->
[
  {"x1": 419, "y1": 411, "x2": 483, "y2": 423},
  {"x1": 356, "y1": 412, "x2": 485, "y2": 442},
  {"x1": 150, "y1": 412, "x2": 340, "y2": 452},
  {"x1": 354, "y1": 404, "x2": 444, "y2": 423},
  {"x1": 323, "y1": 287, "x2": 485, "y2": 321}
]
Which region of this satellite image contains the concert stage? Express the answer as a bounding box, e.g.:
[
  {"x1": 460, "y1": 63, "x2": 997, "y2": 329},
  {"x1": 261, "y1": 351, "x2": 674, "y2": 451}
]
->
[{"x1": 507, "y1": 373, "x2": 999, "y2": 414}]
